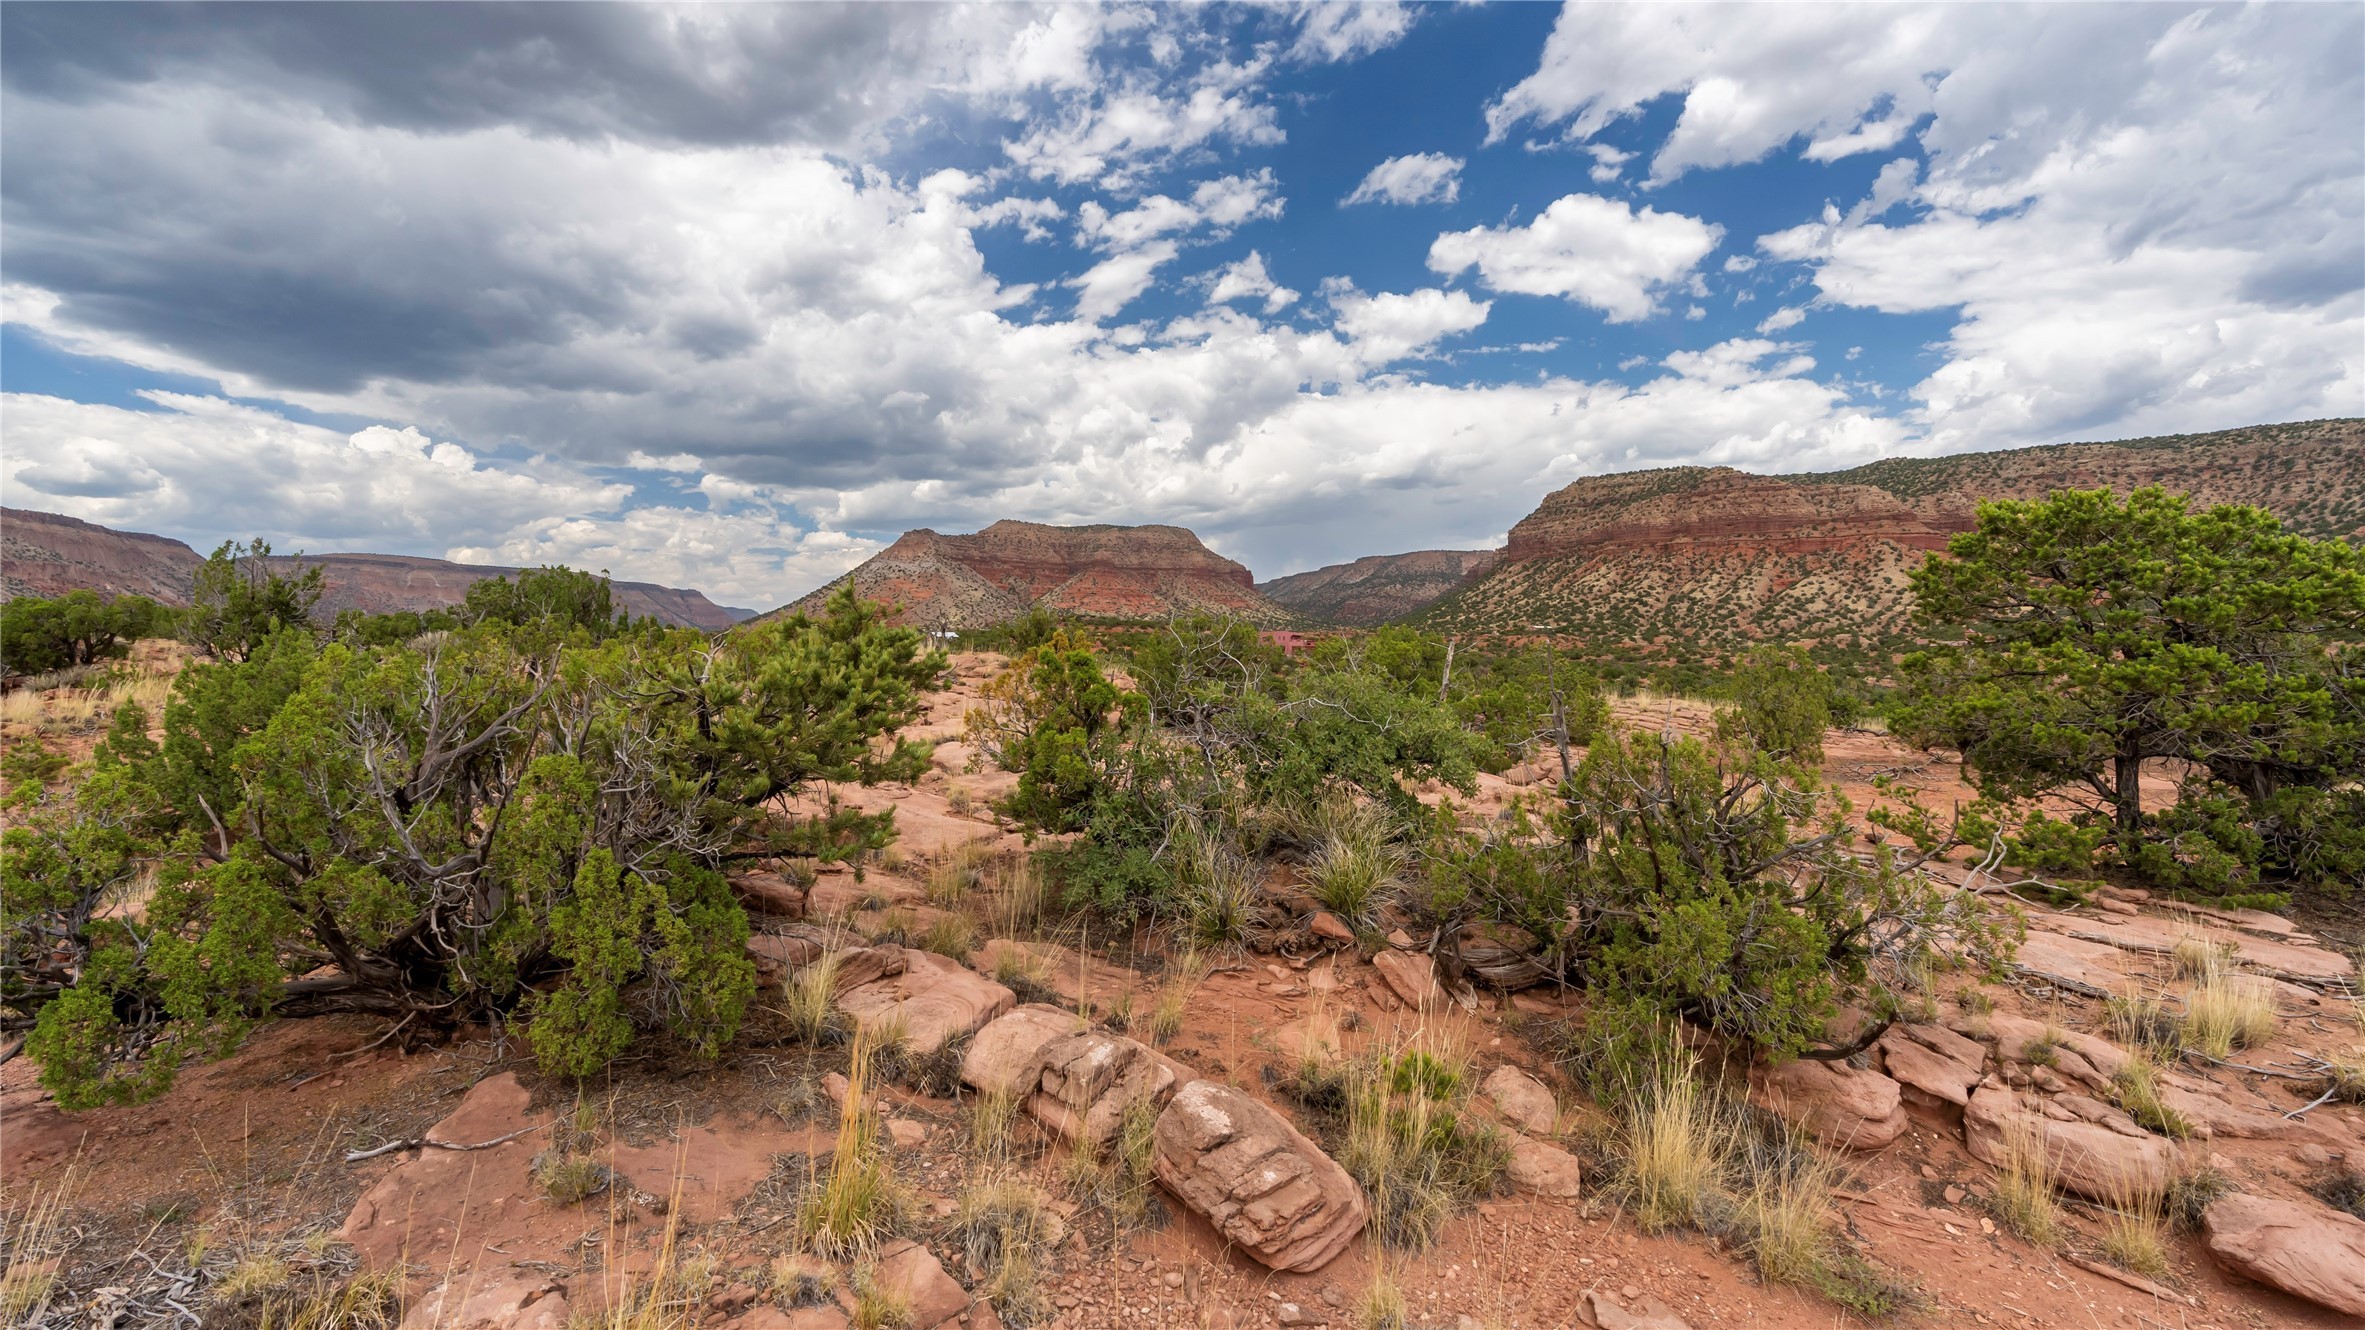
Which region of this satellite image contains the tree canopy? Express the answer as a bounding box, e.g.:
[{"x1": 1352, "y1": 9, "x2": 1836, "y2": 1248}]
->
[
  {"x1": 1893, "y1": 486, "x2": 2365, "y2": 898},
  {"x1": 4, "y1": 580, "x2": 940, "y2": 1107}
]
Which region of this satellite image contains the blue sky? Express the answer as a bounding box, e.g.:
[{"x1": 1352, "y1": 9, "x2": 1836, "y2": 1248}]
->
[{"x1": 3, "y1": 2, "x2": 2358, "y2": 607}]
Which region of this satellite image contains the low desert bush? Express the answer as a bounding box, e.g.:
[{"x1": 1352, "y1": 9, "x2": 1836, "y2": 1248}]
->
[
  {"x1": 990, "y1": 855, "x2": 1050, "y2": 939},
  {"x1": 2171, "y1": 933, "x2": 2226, "y2": 980},
  {"x1": 968, "y1": 1083, "x2": 1023, "y2": 1160},
  {"x1": 1334, "y1": 1041, "x2": 1506, "y2": 1250},
  {"x1": 927, "y1": 844, "x2": 989, "y2": 906},
  {"x1": 2165, "y1": 1164, "x2": 2233, "y2": 1232},
  {"x1": 848, "y1": 1262, "x2": 914, "y2": 1330},
  {"x1": 2109, "y1": 1051, "x2": 2190, "y2": 1140},
  {"x1": 1304, "y1": 801, "x2": 1403, "y2": 928},
  {"x1": 0, "y1": 1171, "x2": 74, "y2": 1323},
  {"x1": 533, "y1": 1150, "x2": 612, "y2": 1204},
  {"x1": 768, "y1": 1253, "x2": 835, "y2": 1308},
  {"x1": 249, "y1": 1268, "x2": 402, "y2": 1329},
  {"x1": 1356, "y1": 1270, "x2": 1409, "y2": 1330},
  {"x1": 1181, "y1": 852, "x2": 1261, "y2": 947},
  {"x1": 2105, "y1": 992, "x2": 2181, "y2": 1062},
  {"x1": 918, "y1": 912, "x2": 979, "y2": 959}
]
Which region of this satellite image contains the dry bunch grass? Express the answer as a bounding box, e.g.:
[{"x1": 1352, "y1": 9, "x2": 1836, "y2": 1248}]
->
[
  {"x1": 1991, "y1": 1116, "x2": 2062, "y2": 1247},
  {"x1": 783, "y1": 950, "x2": 846, "y2": 1045},
  {"x1": 2097, "y1": 1167, "x2": 2170, "y2": 1279},
  {"x1": 798, "y1": 1030, "x2": 910, "y2": 1258},
  {"x1": 1623, "y1": 1051, "x2": 1728, "y2": 1233},
  {"x1": 2182, "y1": 960, "x2": 2276, "y2": 1058}
]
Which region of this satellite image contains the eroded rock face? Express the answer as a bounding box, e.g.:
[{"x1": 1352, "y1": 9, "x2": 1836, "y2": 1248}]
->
[
  {"x1": 1028, "y1": 1028, "x2": 1186, "y2": 1150},
  {"x1": 730, "y1": 870, "x2": 808, "y2": 918},
  {"x1": 1748, "y1": 1058, "x2": 1907, "y2": 1150},
  {"x1": 2202, "y1": 1192, "x2": 2365, "y2": 1317},
  {"x1": 961, "y1": 1004, "x2": 1087, "y2": 1098},
  {"x1": 834, "y1": 947, "x2": 1014, "y2": 1055},
  {"x1": 1152, "y1": 1080, "x2": 1368, "y2": 1272},
  {"x1": 1878, "y1": 1025, "x2": 1985, "y2": 1110},
  {"x1": 1962, "y1": 1084, "x2": 2175, "y2": 1201},
  {"x1": 1257, "y1": 549, "x2": 1500, "y2": 627},
  {"x1": 771, "y1": 521, "x2": 1291, "y2": 628}
]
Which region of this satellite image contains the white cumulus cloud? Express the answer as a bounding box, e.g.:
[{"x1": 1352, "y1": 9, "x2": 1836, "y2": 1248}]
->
[
  {"x1": 1343, "y1": 152, "x2": 1463, "y2": 207},
  {"x1": 1428, "y1": 194, "x2": 1722, "y2": 322}
]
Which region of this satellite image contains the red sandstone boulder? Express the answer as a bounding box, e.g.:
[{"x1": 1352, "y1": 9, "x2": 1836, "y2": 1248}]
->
[
  {"x1": 1481, "y1": 1066, "x2": 1559, "y2": 1136},
  {"x1": 1749, "y1": 1058, "x2": 1906, "y2": 1150},
  {"x1": 1152, "y1": 1080, "x2": 1368, "y2": 1272},
  {"x1": 834, "y1": 947, "x2": 1013, "y2": 1054},
  {"x1": 1505, "y1": 1135, "x2": 1584, "y2": 1198},
  {"x1": 1027, "y1": 1028, "x2": 1186, "y2": 1150},
  {"x1": 1962, "y1": 1084, "x2": 2175, "y2": 1201},
  {"x1": 1370, "y1": 950, "x2": 1442, "y2": 1010},
  {"x1": 2201, "y1": 1192, "x2": 2365, "y2": 1317},
  {"x1": 1877, "y1": 1025, "x2": 1985, "y2": 1110},
  {"x1": 961, "y1": 1004, "x2": 1086, "y2": 1098}
]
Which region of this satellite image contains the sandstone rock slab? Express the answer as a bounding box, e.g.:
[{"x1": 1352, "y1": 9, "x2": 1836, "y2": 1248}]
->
[
  {"x1": 1963, "y1": 1084, "x2": 2175, "y2": 1201},
  {"x1": 1506, "y1": 1135, "x2": 1583, "y2": 1198},
  {"x1": 730, "y1": 870, "x2": 808, "y2": 918},
  {"x1": 1152, "y1": 1080, "x2": 1368, "y2": 1272},
  {"x1": 961, "y1": 1004, "x2": 1086, "y2": 1098},
  {"x1": 400, "y1": 1272, "x2": 567, "y2": 1330},
  {"x1": 1878, "y1": 1029, "x2": 1983, "y2": 1110},
  {"x1": 1370, "y1": 949, "x2": 1442, "y2": 1010},
  {"x1": 1481, "y1": 1066, "x2": 1559, "y2": 1136},
  {"x1": 2202, "y1": 1192, "x2": 2365, "y2": 1317},
  {"x1": 1749, "y1": 1058, "x2": 1906, "y2": 1151},
  {"x1": 869, "y1": 1239, "x2": 971, "y2": 1330},
  {"x1": 835, "y1": 947, "x2": 1013, "y2": 1055},
  {"x1": 1028, "y1": 1028, "x2": 1185, "y2": 1150}
]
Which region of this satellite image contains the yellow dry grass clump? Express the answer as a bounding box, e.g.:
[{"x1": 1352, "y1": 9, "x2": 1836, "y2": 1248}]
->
[
  {"x1": 1991, "y1": 1116, "x2": 2062, "y2": 1247},
  {"x1": 2182, "y1": 959, "x2": 2276, "y2": 1058},
  {"x1": 798, "y1": 1028, "x2": 909, "y2": 1257}
]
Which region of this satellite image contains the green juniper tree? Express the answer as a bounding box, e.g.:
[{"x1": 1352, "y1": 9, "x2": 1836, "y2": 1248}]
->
[
  {"x1": 3, "y1": 581, "x2": 941, "y2": 1104},
  {"x1": 1892, "y1": 486, "x2": 2365, "y2": 897}
]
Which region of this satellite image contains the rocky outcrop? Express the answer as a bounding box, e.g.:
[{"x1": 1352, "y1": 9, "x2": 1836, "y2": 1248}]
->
[
  {"x1": 2, "y1": 508, "x2": 197, "y2": 603},
  {"x1": 1025, "y1": 1028, "x2": 1187, "y2": 1150},
  {"x1": 2201, "y1": 1192, "x2": 2365, "y2": 1316},
  {"x1": 1877, "y1": 1024, "x2": 1986, "y2": 1112},
  {"x1": 1414, "y1": 419, "x2": 2364, "y2": 648},
  {"x1": 961, "y1": 1003, "x2": 1088, "y2": 1098},
  {"x1": 1151, "y1": 1079, "x2": 1369, "y2": 1272},
  {"x1": 1749, "y1": 1058, "x2": 1907, "y2": 1150},
  {"x1": 1962, "y1": 1083, "x2": 2175, "y2": 1201},
  {"x1": 1257, "y1": 549, "x2": 1499, "y2": 626},
  {"x1": 832, "y1": 947, "x2": 1015, "y2": 1055},
  {"x1": 773, "y1": 521, "x2": 1296, "y2": 628},
  {"x1": 0, "y1": 507, "x2": 737, "y2": 629}
]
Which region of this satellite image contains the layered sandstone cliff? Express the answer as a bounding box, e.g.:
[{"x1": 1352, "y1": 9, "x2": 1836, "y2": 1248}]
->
[
  {"x1": 0, "y1": 509, "x2": 739, "y2": 631},
  {"x1": 1417, "y1": 418, "x2": 2363, "y2": 652},
  {"x1": 1258, "y1": 549, "x2": 1499, "y2": 626},
  {"x1": 777, "y1": 520, "x2": 1295, "y2": 628}
]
